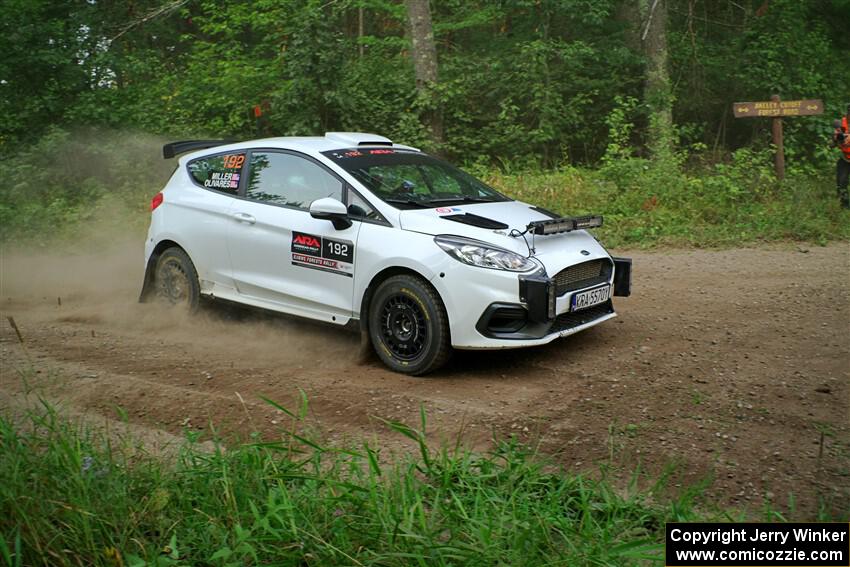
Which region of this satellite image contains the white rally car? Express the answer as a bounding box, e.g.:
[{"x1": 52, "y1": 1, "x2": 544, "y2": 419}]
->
[{"x1": 140, "y1": 132, "x2": 631, "y2": 374}]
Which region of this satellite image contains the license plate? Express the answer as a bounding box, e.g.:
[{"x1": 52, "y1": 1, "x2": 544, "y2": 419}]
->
[{"x1": 571, "y1": 284, "x2": 611, "y2": 311}]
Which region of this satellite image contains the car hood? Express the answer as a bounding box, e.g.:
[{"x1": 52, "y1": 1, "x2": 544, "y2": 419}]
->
[{"x1": 398, "y1": 200, "x2": 609, "y2": 269}]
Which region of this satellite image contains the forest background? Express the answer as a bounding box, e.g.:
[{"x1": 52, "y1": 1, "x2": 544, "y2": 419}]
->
[{"x1": 1, "y1": 0, "x2": 848, "y2": 246}]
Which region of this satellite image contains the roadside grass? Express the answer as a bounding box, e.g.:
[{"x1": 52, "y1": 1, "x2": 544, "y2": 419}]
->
[
  {"x1": 481, "y1": 154, "x2": 850, "y2": 249},
  {"x1": 1, "y1": 128, "x2": 848, "y2": 249},
  {"x1": 0, "y1": 399, "x2": 711, "y2": 567}
]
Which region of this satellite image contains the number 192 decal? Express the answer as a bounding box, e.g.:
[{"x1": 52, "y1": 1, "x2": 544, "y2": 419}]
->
[
  {"x1": 222, "y1": 154, "x2": 245, "y2": 169},
  {"x1": 324, "y1": 240, "x2": 352, "y2": 262}
]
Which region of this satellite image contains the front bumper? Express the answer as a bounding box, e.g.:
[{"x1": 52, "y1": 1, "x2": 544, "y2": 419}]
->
[{"x1": 448, "y1": 256, "x2": 631, "y2": 349}]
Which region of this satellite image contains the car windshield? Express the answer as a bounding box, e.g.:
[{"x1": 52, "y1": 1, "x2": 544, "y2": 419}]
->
[{"x1": 322, "y1": 148, "x2": 509, "y2": 209}]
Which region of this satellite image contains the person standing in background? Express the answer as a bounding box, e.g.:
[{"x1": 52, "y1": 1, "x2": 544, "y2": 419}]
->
[{"x1": 833, "y1": 104, "x2": 850, "y2": 209}]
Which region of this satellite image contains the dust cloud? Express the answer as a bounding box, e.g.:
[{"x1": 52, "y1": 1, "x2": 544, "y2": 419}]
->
[{"x1": 1, "y1": 212, "x2": 358, "y2": 372}]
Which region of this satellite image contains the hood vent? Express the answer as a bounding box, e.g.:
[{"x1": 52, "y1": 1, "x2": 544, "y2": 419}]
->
[{"x1": 441, "y1": 213, "x2": 509, "y2": 230}]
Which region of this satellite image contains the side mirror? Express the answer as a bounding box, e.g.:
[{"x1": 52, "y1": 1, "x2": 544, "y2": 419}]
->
[{"x1": 310, "y1": 197, "x2": 352, "y2": 230}]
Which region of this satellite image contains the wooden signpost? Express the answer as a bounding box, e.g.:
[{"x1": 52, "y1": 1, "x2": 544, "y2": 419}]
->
[{"x1": 732, "y1": 95, "x2": 824, "y2": 180}]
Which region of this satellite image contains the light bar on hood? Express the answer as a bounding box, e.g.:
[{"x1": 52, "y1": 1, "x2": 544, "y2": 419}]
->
[{"x1": 527, "y1": 215, "x2": 603, "y2": 235}]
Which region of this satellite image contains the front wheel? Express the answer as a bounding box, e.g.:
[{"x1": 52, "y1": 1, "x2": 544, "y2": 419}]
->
[
  {"x1": 368, "y1": 274, "x2": 451, "y2": 375},
  {"x1": 153, "y1": 247, "x2": 200, "y2": 311}
]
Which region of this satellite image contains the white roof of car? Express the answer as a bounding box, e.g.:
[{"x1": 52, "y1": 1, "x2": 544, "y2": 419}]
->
[{"x1": 179, "y1": 132, "x2": 419, "y2": 162}]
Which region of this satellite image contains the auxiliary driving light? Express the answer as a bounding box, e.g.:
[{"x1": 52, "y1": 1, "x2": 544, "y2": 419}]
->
[{"x1": 527, "y1": 215, "x2": 603, "y2": 235}]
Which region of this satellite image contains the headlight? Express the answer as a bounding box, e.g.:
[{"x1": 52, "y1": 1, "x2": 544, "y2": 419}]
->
[{"x1": 434, "y1": 235, "x2": 538, "y2": 272}]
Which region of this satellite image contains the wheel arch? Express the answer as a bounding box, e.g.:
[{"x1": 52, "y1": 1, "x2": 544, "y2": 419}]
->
[
  {"x1": 358, "y1": 266, "x2": 450, "y2": 340},
  {"x1": 138, "y1": 239, "x2": 190, "y2": 302}
]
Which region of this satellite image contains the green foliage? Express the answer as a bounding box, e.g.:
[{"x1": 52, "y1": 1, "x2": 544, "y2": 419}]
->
[
  {"x1": 3, "y1": 0, "x2": 847, "y2": 166},
  {"x1": 0, "y1": 399, "x2": 699, "y2": 566},
  {"x1": 0, "y1": 128, "x2": 171, "y2": 242},
  {"x1": 669, "y1": 0, "x2": 849, "y2": 162},
  {"x1": 485, "y1": 145, "x2": 849, "y2": 248},
  {"x1": 603, "y1": 95, "x2": 641, "y2": 164},
  {"x1": 1, "y1": 128, "x2": 847, "y2": 249},
  {"x1": 0, "y1": 1, "x2": 91, "y2": 147},
  {"x1": 334, "y1": 52, "x2": 429, "y2": 147}
]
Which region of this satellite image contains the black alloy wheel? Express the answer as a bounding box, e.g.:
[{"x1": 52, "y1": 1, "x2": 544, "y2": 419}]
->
[
  {"x1": 154, "y1": 247, "x2": 200, "y2": 311},
  {"x1": 368, "y1": 274, "x2": 451, "y2": 375},
  {"x1": 380, "y1": 293, "x2": 428, "y2": 360}
]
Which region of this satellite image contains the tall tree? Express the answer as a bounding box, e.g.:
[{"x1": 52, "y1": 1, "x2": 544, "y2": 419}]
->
[
  {"x1": 404, "y1": 0, "x2": 443, "y2": 146},
  {"x1": 641, "y1": 0, "x2": 675, "y2": 161}
]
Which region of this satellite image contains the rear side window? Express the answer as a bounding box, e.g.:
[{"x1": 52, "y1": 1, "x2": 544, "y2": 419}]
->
[{"x1": 187, "y1": 153, "x2": 246, "y2": 195}]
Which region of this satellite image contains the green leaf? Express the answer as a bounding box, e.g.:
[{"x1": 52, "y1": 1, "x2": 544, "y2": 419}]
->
[{"x1": 210, "y1": 547, "x2": 232, "y2": 561}]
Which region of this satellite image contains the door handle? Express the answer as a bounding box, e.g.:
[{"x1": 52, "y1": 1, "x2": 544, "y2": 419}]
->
[{"x1": 232, "y1": 212, "x2": 256, "y2": 224}]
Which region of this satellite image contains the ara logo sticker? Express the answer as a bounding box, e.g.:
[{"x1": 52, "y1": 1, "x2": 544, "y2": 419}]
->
[
  {"x1": 435, "y1": 207, "x2": 462, "y2": 214},
  {"x1": 293, "y1": 234, "x2": 320, "y2": 247},
  {"x1": 292, "y1": 232, "x2": 321, "y2": 255}
]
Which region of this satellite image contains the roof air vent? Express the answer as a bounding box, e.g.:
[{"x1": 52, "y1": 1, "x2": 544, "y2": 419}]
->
[{"x1": 324, "y1": 132, "x2": 393, "y2": 147}]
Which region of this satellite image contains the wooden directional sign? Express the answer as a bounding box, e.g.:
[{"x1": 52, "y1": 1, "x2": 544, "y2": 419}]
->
[
  {"x1": 733, "y1": 98, "x2": 823, "y2": 118},
  {"x1": 732, "y1": 95, "x2": 824, "y2": 180}
]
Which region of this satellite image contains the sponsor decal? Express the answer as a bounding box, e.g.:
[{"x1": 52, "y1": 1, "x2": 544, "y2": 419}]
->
[
  {"x1": 328, "y1": 150, "x2": 363, "y2": 159},
  {"x1": 435, "y1": 207, "x2": 463, "y2": 214},
  {"x1": 368, "y1": 149, "x2": 394, "y2": 154},
  {"x1": 203, "y1": 153, "x2": 245, "y2": 190},
  {"x1": 204, "y1": 171, "x2": 240, "y2": 189},
  {"x1": 291, "y1": 231, "x2": 354, "y2": 277}
]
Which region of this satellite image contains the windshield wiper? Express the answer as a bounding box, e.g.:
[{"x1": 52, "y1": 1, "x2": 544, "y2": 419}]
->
[
  {"x1": 427, "y1": 196, "x2": 499, "y2": 205},
  {"x1": 384, "y1": 198, "x2": 431, "y2": 209}
]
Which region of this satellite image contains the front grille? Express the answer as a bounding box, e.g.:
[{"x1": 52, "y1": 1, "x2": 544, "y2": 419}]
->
[
  {"x1": 553, "y1": 259, "x2": 612, "y2": 296},
  {"x1": 550, "y1": 301, "x2": 614, "y2": 334}
]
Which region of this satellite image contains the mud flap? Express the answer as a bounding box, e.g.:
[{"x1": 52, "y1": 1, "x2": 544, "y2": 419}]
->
[
  {"x1": 138, "y1": 255, "x2": 157, "y2": 303},
  {"x1": 356, "y1": 318, "x2": 376, "y2": 365},
  {"x1": 613, "y1": 257, "x2": 632, "y2": 297}
]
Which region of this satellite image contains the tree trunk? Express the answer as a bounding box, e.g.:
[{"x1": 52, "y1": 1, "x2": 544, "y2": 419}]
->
[
  {"x1": 641, "y1": 0, "x2": 675, "y2": 161},
  {"x1": 404, "y1": 0, "x2": 443, "y2": 145},
  {"x1": 358, "y1": 6, "x2": 364, "y2": 58}
]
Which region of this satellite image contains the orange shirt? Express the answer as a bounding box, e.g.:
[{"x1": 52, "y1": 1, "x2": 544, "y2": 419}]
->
[{"x1": 840, "y1": 117, "x2": 850, "y2": 161}]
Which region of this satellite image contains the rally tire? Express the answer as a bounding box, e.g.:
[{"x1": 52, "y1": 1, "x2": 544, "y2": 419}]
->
[
  {"x1": 153, "y1": 247, "x2": 200, "y2": 312},
  {"x1": 368, "y1": 275, "x2": 451, "y2": 375}
]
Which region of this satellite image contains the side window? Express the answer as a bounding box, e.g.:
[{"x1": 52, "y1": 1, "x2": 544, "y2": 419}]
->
[
  {"x1": 246, "y1": 152, "x2": 343, "y2": 209},
  {"x1": 347, "y1": 189, "x2": 383, "y2": 222},
  {"x1": 187, "y1": 153, "x2": 245, "y2": 195}
]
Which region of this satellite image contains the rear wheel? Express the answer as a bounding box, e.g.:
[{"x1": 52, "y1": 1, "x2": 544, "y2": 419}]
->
[
  {"x1": 154, "y1": 247, "x2": 200, "y2": 311},
  {"x1": 368, "y1": 274, "x2": 451, "y2": 375}
]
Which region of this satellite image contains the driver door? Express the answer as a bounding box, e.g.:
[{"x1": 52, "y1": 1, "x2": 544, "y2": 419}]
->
[{"x1": 226, "y1": 150, "x2": 360, "y2": 322}]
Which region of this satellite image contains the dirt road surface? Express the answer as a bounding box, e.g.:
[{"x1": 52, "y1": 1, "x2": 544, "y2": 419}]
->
[{"x1": 1, "y1": 241, "x2": 848, "y2": 519}]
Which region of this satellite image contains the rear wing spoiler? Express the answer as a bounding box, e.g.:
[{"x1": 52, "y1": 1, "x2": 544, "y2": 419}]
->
[{"x1": 162, "y1": 139, "x2": 235, "y2": 159}]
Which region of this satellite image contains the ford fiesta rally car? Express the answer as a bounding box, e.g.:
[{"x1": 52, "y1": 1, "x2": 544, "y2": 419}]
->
[{"x1": 140, "y1": 132, "x2": 632, "y2": 375}]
